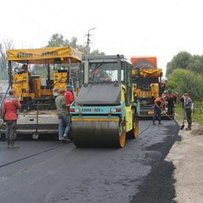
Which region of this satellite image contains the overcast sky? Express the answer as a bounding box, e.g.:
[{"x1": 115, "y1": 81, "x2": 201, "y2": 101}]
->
[{"x1": 1, "y1": 0, "x2": 203, "y2": 75}]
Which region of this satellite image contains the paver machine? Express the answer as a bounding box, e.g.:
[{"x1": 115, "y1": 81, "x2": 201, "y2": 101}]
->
[
  {"x1": 130, "y1": 57, "x2": 163, "y2": 117},
  {"x1": 6, "y1": 46, "x2": 82, "y2": 137},
  {"x1": 70, "y1": 55, "x2": 139, "y2": 148}
]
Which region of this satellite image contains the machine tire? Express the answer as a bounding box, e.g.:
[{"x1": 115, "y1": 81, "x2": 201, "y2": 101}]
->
[
  {"x1": 117, "y1": 120, "x2": 126, "y2": 148},
  {"x1": 127, "y1": 115, "x2": 139, "y2": 139}
]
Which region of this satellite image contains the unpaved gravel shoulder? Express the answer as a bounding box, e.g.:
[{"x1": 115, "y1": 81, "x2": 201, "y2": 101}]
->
[{"x1": 166, "y1": 122, "x2": 203, "y2": 203}]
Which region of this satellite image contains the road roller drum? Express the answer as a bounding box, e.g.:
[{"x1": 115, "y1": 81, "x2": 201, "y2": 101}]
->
[{"x1": 72, "y1": 118, "x2": 126, "y2": 147}]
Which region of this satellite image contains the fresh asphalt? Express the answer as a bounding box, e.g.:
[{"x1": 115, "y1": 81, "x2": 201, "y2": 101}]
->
[{"x1": 0, "y1": 120, "x2": 179, "y2": 203}]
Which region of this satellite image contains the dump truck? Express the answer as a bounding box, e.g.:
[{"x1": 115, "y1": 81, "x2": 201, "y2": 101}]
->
[
  {"x1": 70, "y1": 55, "x2": 139, "y2": 148},
  {"x1": 4, "y1": 46, "x2": 82, "y2": 138},
  {"x1": 130, "y1": 57, "x2": 163, "y2": 117}
]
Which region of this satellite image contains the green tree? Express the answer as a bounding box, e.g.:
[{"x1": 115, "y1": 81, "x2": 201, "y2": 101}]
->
[
  {"x1": 166, "y1": 51, "x2": 203, "y2": 77},
  {"x1": 187, "y1": 55, "x2": 203, "y2": 74},
  {"x1": 47, "y1": 33, "x2": 69, "y2": 47},
  {"x1": 166, "y1": 51, "x2": 192, "y2": 76},
  {"x1": 167, "y1": 69, "x2": 203, "y2": 101},
  {"x1": 47, "y1": 33, "x2": 105, "y2": 56}
]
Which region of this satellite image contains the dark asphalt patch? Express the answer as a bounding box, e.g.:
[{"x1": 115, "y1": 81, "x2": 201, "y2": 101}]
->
[
  {"x1": 130, "y1": 160, "x2": 176, "y2": 203},
  {"x1": 146, "y1": 124, "x2": 179, "y2": 157},
  {"x1": 130, "y1": 123, "x2": 179, "y2": 203}
]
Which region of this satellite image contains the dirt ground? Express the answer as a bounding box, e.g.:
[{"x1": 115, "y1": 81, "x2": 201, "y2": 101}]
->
[{"x1": 166, "y1": 122, "x2": 203, "y2": 203}]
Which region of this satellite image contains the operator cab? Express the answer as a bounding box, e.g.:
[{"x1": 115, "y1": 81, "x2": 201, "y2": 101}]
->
[{"x1": 75, "y1": 55, "x2": 132, "y2": 106}]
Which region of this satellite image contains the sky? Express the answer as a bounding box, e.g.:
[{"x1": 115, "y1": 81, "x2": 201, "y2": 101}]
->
[{"x1": 1, "y1": 0, "x2": 203, "y2": 75}]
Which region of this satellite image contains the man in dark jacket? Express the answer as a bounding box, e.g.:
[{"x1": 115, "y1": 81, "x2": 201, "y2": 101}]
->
[
  {"x1": 181, "y1": 93, "x2": 193, "y2": 130},
  {"x1": 2, "y1": 89, "x2": 21, "y2": 148}
]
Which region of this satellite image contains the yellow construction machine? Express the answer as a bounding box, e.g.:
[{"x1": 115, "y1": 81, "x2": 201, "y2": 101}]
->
[
  {"x1": 6, "y1": 46, "x2": 82, "y2": 137},
  {"x1": 130, "y1": 57, "x2": 163, "y2": 117},
  {"x1": 70, "y1": 55, "x2": 139, "y2": 148}
]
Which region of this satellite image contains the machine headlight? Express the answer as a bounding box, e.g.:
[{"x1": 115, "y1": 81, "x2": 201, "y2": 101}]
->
[
  {"x1": 110, "y1": 108, "x2": 121, "y2": 112},
  {"x1": 70, "y1": 108, "x2": 80, "y2": 113},
  {"x1": 75, "y1": 108, "x2": 80, "y2": 113}
]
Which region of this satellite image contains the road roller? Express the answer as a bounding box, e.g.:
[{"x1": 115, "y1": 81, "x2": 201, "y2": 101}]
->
[{"x1": 70, "y1": 55, "x2": 139, "y2": 148}]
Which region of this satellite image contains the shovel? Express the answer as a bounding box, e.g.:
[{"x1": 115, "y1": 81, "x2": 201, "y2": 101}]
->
[
  {"x1": 180, "y1": 108, "x2": 185, "y2": 130},
  {"x1": 180, "y1": 119, "x2": 185, "y2": 130}
]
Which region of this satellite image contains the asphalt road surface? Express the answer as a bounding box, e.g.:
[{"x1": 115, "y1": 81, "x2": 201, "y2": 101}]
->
[{"x1": 0, "y1": 120, "x2": 179, "y2": 203}]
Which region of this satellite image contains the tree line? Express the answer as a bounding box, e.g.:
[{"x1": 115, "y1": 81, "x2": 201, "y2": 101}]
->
[{"x1": 166, "y1": 51, "x2": 203, "y2": 101}]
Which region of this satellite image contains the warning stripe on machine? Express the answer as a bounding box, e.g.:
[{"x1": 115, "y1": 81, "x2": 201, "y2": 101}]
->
[{"x1": 72, "y1": 118, "x2": 119, "y2": 122}]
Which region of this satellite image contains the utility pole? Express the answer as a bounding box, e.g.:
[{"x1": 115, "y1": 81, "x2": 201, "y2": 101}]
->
[{"x1": 86, "y1": 27, "x2": 96, "y2": 47}]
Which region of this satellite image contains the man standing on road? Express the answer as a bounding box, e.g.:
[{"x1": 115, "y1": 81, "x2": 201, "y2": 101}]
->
[
  {"x1": 2, "y1": 89, "x2": 21, "y2": 148},
  {"x1": 55, "y1": 89, "x2": 71, "y2": 142},
  {"x1": 152, "y1": 95, "x2": 165, "y2": 125},
  {"x1": 181, "y1": 93, "x2": 193, "y2": 130}
]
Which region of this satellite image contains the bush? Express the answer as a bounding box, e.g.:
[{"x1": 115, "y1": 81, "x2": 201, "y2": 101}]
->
[{"x1": 167, "y1": 69, "x2": 203, "y2": 101}]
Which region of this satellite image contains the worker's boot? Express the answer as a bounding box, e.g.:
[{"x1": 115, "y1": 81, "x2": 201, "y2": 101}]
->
[
  {"x1": 7, "y1": 140, "x2": 11, "y2": 148},
  {"x1": 185, "y1": 125, "x2": 191, "y2": 131},
  {"x1": 10, "y1": 140, "x2": 14, "y2": 148},
  {"x1": 158, "y1": 121, "x2": 163, "y2": 125},
  {"x1": 10, "y1": 140, "x2": 19, "y2": 149}
]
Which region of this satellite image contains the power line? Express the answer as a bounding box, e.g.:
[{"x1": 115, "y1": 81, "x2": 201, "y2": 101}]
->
[{"x1": 86, "y1": 27, "x2": 96, "y2": 47}]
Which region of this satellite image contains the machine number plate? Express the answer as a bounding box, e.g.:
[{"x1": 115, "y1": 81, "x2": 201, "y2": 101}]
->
[{"x1": 80, "y1": 108, "x2": 103, "y2": 113}]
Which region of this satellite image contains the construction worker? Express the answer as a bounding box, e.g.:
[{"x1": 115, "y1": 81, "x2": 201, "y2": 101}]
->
[
  {"x1": 17, "y1": 64, "x2": 28, "y2": 74},
  {"x1": 64, "y1": 84, "x2": 74, "y2": 109},
  {"x1": 172, "y1": 92, "x2": 178, "y2": 103},
  {"x1": 55, "y1": 89, "x2": 71, "y2": 142},
  {"x1": 2, "y1": 89, "x2": 21, "y2": 148},
  {"x1": 166, "y1": 89, "x2": 175, "y2": 118},
  {"x1": 152, "y1": 95, "x2": 165, "y2": 125},
  {"x1": 181, "y1": 93, "x2": 193, "y2": 130},
  {"x1": 92, "y1": 68, "x2": 111, "y2": 82}
]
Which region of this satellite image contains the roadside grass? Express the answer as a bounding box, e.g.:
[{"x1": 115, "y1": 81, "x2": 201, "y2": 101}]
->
[{"x1": 175, "y1": 102, "x2": 203, "y2": 126}]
